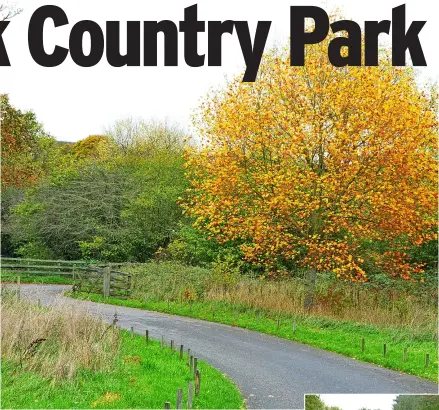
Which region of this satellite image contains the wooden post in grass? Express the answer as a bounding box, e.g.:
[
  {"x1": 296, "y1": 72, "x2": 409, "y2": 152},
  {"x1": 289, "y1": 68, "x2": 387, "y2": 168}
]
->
[
  {"x1": 130, "y1": 326, "x2": 134, "y2": 339},
  {"x1": 171, "y1": 340, "x2": 174, "y2": 354},
  {"x1": 17, "y1": 275, "x2": 21, "y2": 300},
  {"x1": 187, "y1": 348, "x2": 191, "y2": 365},
  {"x1": 383, "y1": 343, "x2": 387, "y2": 357},
  {"x1": 145, "y1": 329, "x2": 149, "y2": 344},
  {"x1": 190, "y1": 355, "x2": 194, "y2": 373},
  {"x1": 361, "y1": 337, "x2": 365, "y2": 353},
  {"x1": 425, "y1": 354, "x2": 429, "y2": 368},
  {"x1": 195, "y1": 370, "x2": 201, "y2": 395},
  {"x1": 403, "y1": 348, "x2": 407, "y2": 362},
  {"x1": 103, "y1": 267, "x2": 110, "y2": 299},
  {"x1": 164, "y1": 402, "x2": 170, "y2": 409},
  {"x1": 188, "y1": 381, "x2": 194, "y2": 409},
  {"x1": 193, "y1": 357, "x2": 198, "y2": 378},
  {"x1": 176, "y1": 388, "x2": 183, "y2": 409},
  {"x1": 180, "y1": 345, "x2": 184, "y2": 360}
]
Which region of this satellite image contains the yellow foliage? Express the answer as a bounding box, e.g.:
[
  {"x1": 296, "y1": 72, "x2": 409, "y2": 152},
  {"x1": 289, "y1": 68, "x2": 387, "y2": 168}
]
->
[{"x1": 184, "y1": 23, "x2": 438, "y2": 281}]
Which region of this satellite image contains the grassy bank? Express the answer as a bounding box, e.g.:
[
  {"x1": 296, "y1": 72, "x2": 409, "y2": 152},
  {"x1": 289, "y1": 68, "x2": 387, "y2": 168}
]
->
[
  {"x1": 69, "y1": 285, "x2": 438, "y2": 382},
  {"x1": 1, "y1": 292, "x2": 244, "y2": 409}
]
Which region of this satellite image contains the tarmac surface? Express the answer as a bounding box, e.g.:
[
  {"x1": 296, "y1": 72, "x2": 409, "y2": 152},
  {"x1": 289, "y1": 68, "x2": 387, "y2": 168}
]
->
[{"x1": 17, "y1": 284, "x2": 438, "y2": 409}]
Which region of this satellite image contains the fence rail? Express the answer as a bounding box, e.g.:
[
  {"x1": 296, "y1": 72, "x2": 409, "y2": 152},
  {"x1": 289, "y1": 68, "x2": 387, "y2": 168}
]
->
[{"x1": 0, "y1": 257, "x2": 131, "y2": 298}]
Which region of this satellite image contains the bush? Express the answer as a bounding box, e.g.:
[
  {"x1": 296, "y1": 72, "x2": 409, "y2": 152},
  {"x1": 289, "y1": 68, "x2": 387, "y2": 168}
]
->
[{"x1": 128, "y1": 261, "x2": 212, "y2": 302}]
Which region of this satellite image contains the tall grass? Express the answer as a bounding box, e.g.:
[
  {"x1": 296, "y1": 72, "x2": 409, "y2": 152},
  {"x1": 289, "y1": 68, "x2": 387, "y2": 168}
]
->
[
  {"x1": 124, "y1": 262, "x2": 437, "y2": 339},
  {"x1": 1, "y1": 288, "x2": 120, "y2": 381}
]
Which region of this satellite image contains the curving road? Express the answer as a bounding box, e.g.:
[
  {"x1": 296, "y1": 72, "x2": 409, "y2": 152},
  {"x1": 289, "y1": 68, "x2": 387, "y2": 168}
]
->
[{"x1": 18, "y1": 284, "x2": 438, "y2": 409}]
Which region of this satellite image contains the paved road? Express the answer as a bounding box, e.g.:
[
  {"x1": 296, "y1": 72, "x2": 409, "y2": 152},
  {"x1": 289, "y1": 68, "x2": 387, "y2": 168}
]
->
[{"x1": 18, "y1": 284, "x2": 438, "y2": 409}]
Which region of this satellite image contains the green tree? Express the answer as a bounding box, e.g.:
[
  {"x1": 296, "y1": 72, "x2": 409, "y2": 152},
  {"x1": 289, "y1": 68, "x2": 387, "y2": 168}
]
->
[
  {"x1": 393, "y1": 395, "x2": 439, "y2": 410},
  {"x1": 9, "y1": 120, "x2": 188, "y2": 261},
  {"x1": 305, "y1": 395, "x2": 326, "y2": 410}
]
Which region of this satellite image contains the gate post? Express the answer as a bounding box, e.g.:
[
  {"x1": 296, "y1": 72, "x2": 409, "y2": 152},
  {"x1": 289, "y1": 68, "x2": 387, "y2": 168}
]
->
[{"x1": 103, "y1": 267, "x2": 111, "y2": 298}]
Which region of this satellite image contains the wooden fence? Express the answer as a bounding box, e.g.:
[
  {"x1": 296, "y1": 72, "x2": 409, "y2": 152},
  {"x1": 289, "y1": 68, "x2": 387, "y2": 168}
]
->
[{"x1": 0, "y1": 257, "x2": 131, "y2": 298}]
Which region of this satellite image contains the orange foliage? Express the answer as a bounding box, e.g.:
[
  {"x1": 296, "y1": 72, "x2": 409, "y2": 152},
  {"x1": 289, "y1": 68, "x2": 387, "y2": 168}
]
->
[{"x1": 184, "y1": 37, "x2": 438, "y2": 281}]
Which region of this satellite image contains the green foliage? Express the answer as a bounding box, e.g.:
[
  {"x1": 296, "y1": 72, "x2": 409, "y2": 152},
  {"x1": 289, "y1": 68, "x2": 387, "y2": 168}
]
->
[
  {"x1": 393, "y1": 395, "x2": 439, "y2": 410},
  {"x1": 0, "y1": 94, "x2": 58, "y2": 188},
  {"x1": 9, "y1": 149, "x2": 186, "y2": 262},
  {"x1": 1, "y1": 186, "x2": 25, "y2": 256},
  {"x1": 305, "y1": 395, "x2": 326, "y2": 410},
  {"x1": 128, "y1": 261, "x2": 212, "y2": 302},
  {"x1": 164, "y1": 224, "x2": 244, "y2": 267},
  {"x1": 210, "y1": 255, "x2": 241, "y2": 290}
]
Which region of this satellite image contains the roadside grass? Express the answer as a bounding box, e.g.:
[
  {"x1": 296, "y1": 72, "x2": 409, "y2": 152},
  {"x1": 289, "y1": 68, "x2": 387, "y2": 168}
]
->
[
  {"x1": 1, "y1": 293, "x2": 244, "y2": 409},
  {"x1": 0, "y1": 272, "x2": 73, "y2": 285},
  {"x1": 2, "y1": 333, "x2": 244, "y2": 409},
  {"x1": 70, "y1": 292, "x2": 438, "y2": 382}
]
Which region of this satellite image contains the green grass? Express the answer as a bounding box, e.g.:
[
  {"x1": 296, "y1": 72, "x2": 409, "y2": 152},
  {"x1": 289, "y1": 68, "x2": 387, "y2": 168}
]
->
[
  {"x1": 0, "y1": 273, "x2": 73, "y2": 285},
  {"x1": 70, "y1": 292, "x2": 438, "y2": 382},
  {"x1": 1, "y1": 330, "x2": 244, "y2": 409}
]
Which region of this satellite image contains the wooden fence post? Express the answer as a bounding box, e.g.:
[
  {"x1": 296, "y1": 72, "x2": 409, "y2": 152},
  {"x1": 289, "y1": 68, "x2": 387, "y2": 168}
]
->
[
  {"x1": 145, "y1": 329, "x2": 149, "y2": 344},
  {"x1": 176, "y1": 388, "x2": 183, "y2": 409},
  {"x1": 103, "y1": 267, "x2": 111, "y2": 299},
  {"x1": 180, "y1": 345, "x2": 184, "y2": 360},
  {"x1": 187, "y1": 381, "x2": 194, "y2": 409},
  {"x1": 164, "y1": 402, "x2": 170, "y2": 409},
  {"x1": 383, "y1": 343, "x2": 387, "y2": 357},
  {"x1": 190, "y1": 355, "x2": 194, "y2": 373},
  {"x1": 195, "y1": 370, "x2": 201, "y2": 396},
  {"x1": 17, "y1": 275, "x2": 21, "y2": 300},
  {"x1": 187, "y1": 349, "x2": 191, "y2": 365},
  {"x1": 171, "y1": 340, "x2": 174, "y2": 355},
  {"x1": 130, "y1": 326, "x2": 134, "y2": 339},
  {"x1": 193, "y1": 357, "x2": 198, "y2": 378},
  {"x1": 361, "y1": 337, "x2": 365, "y2": 353}
]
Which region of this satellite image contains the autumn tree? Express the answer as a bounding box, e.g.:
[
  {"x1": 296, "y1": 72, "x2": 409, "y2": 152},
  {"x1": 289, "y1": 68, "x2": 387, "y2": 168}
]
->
[
  {"x1": 1, "y1": 94, "x2": 48, "y2": 187},
  {"x1": 184, "y1": 32, "x2": 438, "y2": 307},
  {"x1": 71, "y1": 135, "x2": 115, "y2": 160}
]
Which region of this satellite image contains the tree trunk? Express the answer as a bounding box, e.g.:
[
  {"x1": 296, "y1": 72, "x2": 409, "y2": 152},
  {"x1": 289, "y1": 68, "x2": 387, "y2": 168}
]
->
[{"x1": 303, "y1": 269, "x2": 317, "y2": 310}]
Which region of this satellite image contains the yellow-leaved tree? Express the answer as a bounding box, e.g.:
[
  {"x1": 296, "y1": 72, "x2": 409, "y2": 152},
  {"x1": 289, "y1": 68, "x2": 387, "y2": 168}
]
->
[{"x1": 184, "y1": 30, "x2": 438, "y2": 308}]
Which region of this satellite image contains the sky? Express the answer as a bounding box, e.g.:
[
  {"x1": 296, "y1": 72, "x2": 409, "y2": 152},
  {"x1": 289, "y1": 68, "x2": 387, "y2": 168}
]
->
[
  {"x1": 319, "y1": 394, "x2": 397, "y2": 410},
  {"x1": 1, "y1": 0, "x2": 438, "y2": 142}
]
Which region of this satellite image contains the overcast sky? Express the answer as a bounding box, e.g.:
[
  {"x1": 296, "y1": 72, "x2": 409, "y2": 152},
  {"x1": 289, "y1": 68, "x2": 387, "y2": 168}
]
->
[
  {"x1": 319, "y1": 394, "x2": 397, "y2": 410},
  {"x1": 1, "y1": 0, "x2": 438, "y2": 142}
]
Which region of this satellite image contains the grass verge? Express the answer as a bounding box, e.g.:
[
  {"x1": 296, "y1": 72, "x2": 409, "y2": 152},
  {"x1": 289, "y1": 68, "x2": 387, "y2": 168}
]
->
[
  {"x1": 1, "y1": 330, "x2": 244, "y2": 409},
  {"x1": 1, "y1": 273, "x2": 73, "y2": 285},
  {"x1": 70, "y1": 292, "x2": 438, "y2": 382}
]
